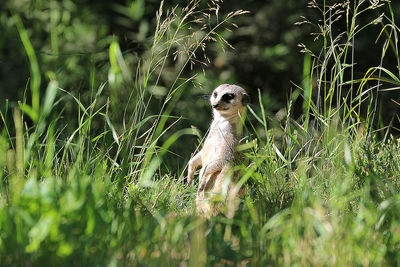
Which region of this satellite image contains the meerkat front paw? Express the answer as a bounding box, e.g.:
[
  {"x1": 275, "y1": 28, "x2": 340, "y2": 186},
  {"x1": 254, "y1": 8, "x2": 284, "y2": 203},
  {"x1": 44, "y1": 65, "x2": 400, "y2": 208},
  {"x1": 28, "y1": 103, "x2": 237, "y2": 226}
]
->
[
  {"x1": 187, "y1": 168, "x2": 194, "y2": 185},
  {"x1": 187, "y1": 151, "x2": 202, "y2": 185},
  {"x1": 198, "y1": 170, "x2": 221, "y2": 192}
]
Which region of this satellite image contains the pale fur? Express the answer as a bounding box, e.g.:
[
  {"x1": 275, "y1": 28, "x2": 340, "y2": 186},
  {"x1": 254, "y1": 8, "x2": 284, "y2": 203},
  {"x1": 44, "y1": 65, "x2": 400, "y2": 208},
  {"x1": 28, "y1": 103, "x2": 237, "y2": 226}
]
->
[{"x1": 187, "y1": 84, "x2": 248, "y2": 216}]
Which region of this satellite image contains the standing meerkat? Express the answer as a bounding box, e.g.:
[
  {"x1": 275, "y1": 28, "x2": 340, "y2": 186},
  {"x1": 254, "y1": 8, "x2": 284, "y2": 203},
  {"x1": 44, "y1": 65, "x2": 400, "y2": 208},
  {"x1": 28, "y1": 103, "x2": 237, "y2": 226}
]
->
[{"x1": 187, "y1": 84, "x2": 249, "y2": 215}]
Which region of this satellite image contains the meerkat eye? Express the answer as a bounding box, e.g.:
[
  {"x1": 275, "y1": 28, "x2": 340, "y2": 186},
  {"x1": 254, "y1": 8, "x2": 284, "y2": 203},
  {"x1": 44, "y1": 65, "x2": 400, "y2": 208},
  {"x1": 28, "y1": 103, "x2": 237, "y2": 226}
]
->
[
  {"x1": 213, "y1": 92, "x2": 218, "y2": 98},
  {"x1": 221, "y1": 93, "x2": 235, "y2": 102}
]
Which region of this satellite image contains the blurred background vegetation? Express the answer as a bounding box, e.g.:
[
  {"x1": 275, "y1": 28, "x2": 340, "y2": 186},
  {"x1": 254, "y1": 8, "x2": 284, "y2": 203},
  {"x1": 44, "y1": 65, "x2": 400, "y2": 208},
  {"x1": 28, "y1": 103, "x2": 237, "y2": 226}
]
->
[{"x1": 1, "y1": 0, "x2": 400, "y2": 165}]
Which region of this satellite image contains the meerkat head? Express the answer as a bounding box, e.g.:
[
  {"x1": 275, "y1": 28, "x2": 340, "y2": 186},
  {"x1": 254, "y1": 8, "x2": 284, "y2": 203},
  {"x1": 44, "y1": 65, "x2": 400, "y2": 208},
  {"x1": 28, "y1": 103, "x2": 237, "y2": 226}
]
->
[{"x1": 210, "y1": 84, "x2": 249, "y2": 118}]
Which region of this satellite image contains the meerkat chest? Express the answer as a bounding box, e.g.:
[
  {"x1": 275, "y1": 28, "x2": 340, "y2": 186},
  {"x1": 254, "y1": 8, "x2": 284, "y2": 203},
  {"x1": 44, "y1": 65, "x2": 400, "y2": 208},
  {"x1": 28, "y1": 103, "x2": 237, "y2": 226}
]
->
[{"x1": 202, "y1": 121, "x2": 237, "y2": 162}]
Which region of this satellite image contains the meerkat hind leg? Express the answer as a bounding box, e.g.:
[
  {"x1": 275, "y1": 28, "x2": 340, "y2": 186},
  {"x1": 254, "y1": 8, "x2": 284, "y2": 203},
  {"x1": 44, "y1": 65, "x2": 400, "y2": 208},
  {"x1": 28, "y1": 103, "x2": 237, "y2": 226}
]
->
[
  {"x1": 195, "y1": 191, "x2": 211, "y2": 217},
  {"x1": 195, "y1": 171, "x2": 221, "y2": 217},
  {"x1": 196, "y1": 165, "x2": 233, "y2": 217},
  {"x1": 209, "y1": 165, "x2": 233, "y2": 216}
]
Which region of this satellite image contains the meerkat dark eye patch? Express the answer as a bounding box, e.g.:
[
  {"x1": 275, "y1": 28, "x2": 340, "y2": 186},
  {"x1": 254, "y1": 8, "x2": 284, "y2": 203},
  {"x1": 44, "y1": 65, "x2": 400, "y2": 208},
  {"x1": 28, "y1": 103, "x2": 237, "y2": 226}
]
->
[{"x1": 221, "y1": 93, "x2": 235, "y2": 102}]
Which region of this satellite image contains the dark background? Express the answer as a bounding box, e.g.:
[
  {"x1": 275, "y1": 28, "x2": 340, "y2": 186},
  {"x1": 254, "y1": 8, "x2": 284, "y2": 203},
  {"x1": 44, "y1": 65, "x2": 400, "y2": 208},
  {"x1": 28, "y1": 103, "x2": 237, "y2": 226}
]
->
[{"x1": 1, "y1": 0, "x2": 400, "y2": 167}]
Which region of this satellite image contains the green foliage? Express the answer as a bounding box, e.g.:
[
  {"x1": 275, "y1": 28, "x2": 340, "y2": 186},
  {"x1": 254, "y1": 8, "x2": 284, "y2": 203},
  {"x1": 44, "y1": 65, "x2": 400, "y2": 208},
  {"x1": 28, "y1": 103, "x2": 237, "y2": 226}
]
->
[{"x1": 1, "y1": 0, "x2": 400, "y2": 266}]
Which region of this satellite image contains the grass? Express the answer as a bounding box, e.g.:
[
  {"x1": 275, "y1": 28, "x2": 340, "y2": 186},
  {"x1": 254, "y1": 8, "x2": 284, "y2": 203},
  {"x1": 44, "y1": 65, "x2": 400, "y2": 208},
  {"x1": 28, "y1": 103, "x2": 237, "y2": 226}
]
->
[{"x1": 1, "y1": 0, "x2": 400, "y2": 265}]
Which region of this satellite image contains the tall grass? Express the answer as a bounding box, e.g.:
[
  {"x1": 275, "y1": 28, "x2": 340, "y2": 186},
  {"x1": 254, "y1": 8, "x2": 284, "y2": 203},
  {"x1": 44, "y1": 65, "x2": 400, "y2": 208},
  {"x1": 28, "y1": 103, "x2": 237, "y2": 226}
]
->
[{"x1": 1, "y1": 0, "x2": 400, "y2": 265}]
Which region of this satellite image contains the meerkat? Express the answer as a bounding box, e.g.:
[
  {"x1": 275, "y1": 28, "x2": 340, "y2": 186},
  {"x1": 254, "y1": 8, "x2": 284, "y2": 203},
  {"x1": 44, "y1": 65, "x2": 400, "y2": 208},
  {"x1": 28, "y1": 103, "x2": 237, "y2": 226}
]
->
[{"x1": 187, "y1": 84, "x2": 249, "y2": 215}]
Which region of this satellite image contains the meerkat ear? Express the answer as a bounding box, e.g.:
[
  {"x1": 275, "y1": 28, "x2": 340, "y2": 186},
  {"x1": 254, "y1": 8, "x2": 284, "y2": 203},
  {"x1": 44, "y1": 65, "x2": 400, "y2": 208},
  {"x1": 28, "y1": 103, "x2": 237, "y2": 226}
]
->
[{"x1": 242, "y1": 93, "x2": 250, "y2": 106}]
